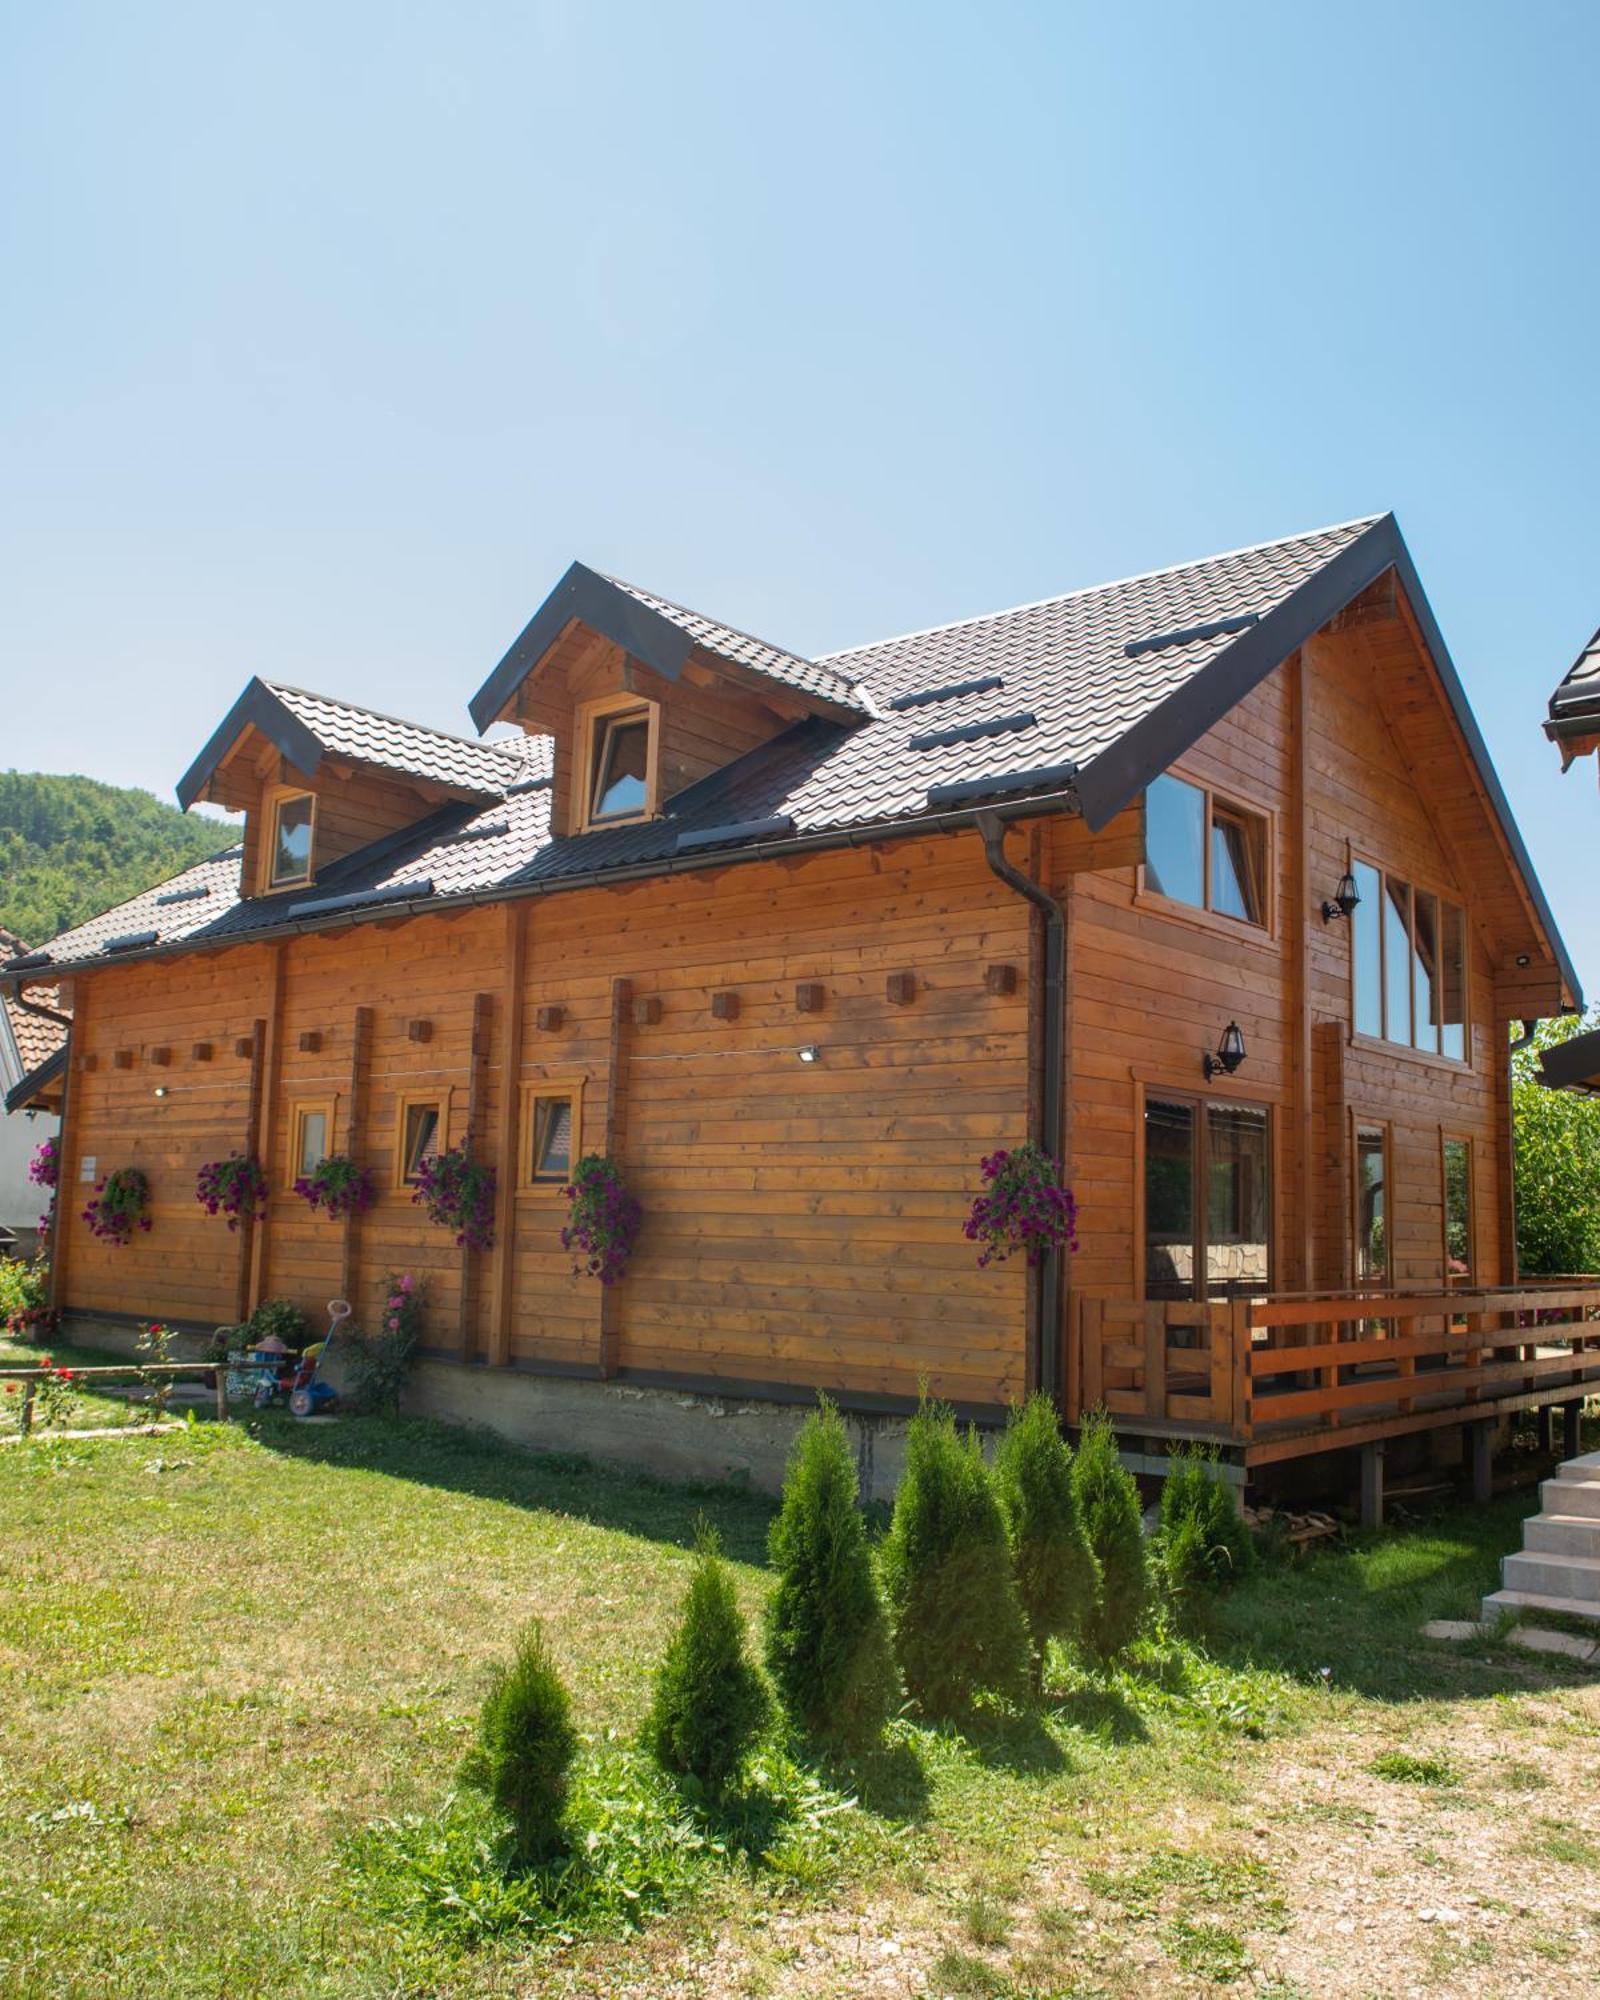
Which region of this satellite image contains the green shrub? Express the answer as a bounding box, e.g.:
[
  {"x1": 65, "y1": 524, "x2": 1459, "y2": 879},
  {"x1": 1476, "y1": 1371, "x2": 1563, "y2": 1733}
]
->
[
  {"x1": 1071, "y1": 1408, "x2": 1149, "y2": 1662},
  {"x1": 765, "y1": 1397, "x2": 898, "y2": 1749},
  {"x1": 645, "y1": 1523, "x2": 771, "y2": 1796},
  {"x1": 461, "y1": 1620, "x2": 577, "y2": 1863},
  {"x1": 994, "y1": 1393, "x2": 1098, "y2": 1687},
  {"x1": 880, "y1": 1397, "x2": 1030, "y2": 1715},
  {"x1": 1159, "y1": 1444, "x2": 1252, "y2": 1626}
]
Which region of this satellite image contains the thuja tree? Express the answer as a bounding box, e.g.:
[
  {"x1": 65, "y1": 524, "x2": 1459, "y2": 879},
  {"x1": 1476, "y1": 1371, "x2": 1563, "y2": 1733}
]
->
[
  {"x1": 1159, "y1": 1444, "x2": 1253, "y2": 1631},
  {"x1": 765, "y1": 1397, "x2": 898, "y2": 1750},
  {"x1": 461, "y1": 1620, "x2": 577, "y2": 1865},
  {"x1": 1513, "y1": 1012, "x2": 1600, "y2": 1275},
  {"x1": 1071, "y1": 1408, "x2": 1149, "y2": 1662},
  {"x1": 881, "y1": 1396, "x2": 1030, "y2": 1716},
  {"x1": 645, "y1": 1523, "x2": 771, "y2": 1797},
  {"x1": 994, "y1": 1393, "x2": 1098, "y2": 1689}
]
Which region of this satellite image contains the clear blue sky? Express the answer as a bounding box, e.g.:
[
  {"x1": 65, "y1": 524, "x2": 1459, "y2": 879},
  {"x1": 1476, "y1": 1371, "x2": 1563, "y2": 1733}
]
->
[{"x1": 3, "y1": 3, "x2": 1597, "y2": 992}]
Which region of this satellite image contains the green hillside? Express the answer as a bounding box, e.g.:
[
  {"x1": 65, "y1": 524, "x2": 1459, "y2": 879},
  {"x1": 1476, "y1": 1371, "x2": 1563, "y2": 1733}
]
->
[{"x1": 0, "y1": 771, "x2": 235, "y2": 945}]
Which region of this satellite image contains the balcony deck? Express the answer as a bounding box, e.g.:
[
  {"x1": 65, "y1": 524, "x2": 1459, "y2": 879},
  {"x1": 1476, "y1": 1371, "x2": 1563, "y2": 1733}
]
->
[{"x1": 1069, "y1": 1281, "x2": 1600, "y2": 1469}]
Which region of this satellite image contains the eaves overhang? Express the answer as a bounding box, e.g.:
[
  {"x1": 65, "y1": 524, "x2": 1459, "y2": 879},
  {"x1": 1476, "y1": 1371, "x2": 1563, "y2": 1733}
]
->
[
  {"x1": 177, "y1": 677, "x2": 329, "y2": 810},
  {"x1": 1537, "y1": 1025, "x2": 1600, "y2": 1095}
]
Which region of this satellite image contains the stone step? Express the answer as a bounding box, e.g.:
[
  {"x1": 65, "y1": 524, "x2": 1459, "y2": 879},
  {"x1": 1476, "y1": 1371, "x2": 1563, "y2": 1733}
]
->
[
  {"x1": 1482, "y1": 1586, "x2": 1600, "y2": 1630},
  {"x1": 1525, "y1": 1515, "x2": 1600, "y2": 1559},
  {"x1": 1552, "y1": 1450, "x2": 1600, "y2": 1485},
  {"x1": 1541, "y1": 1476, "x2": 1600, "y2": 1518},
  {"x1": 1502, "y1": 1550, "x2": 1600, "y2": 1603}
]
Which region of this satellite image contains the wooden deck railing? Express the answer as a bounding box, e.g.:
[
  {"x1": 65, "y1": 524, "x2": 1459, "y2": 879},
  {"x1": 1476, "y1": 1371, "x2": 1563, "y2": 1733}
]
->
[{"x1": 1071, "y1": 1280, "x2": 1600, "y2": 1459}]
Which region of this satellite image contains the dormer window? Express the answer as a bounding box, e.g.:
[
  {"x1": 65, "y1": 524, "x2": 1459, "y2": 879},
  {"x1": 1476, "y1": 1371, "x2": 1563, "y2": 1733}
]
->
[
  {"x1": 264, "y1": 788, "x2": 316, "y2": 890},
  {"x1": 574, "y1": 695, "x2": 659, "y2": 833}
]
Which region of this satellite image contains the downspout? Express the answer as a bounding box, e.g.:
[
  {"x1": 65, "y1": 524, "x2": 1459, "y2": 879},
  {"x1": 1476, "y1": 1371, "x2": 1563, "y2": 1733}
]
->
[{"x1": 975, "y1": 811, "x2": 1067, "y2": 1405}]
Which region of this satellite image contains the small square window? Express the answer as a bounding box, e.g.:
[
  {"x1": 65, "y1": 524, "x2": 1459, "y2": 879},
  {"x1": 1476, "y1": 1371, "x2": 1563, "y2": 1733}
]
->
[
  {"x1": 268, "y1": 791, "x2": 315, "y2": 888},
  {"x1": 398, "y1": 1099, "x2": 443, "y2": 1186},
  {"x1": 589, "y1": 711, "x2": 651, "y2": 823},
  {"x1": 520, "y1": 1080, "x2": 583, "y2": 1190},
  {"x1": 1143, "y1": 775, "x2": 1268, "y2": 928}
]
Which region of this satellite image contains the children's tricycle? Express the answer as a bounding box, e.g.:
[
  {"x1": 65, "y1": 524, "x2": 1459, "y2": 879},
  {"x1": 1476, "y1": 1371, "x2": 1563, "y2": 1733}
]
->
[{"x1": 288, "y1": 1300, "x2": 352, "y2": 1418}]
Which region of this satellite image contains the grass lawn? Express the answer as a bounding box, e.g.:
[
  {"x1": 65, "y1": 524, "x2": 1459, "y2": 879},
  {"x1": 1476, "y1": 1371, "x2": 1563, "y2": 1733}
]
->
[{"x1": 2, "y1": 1334, "x2": 1599, "y2": 1998}]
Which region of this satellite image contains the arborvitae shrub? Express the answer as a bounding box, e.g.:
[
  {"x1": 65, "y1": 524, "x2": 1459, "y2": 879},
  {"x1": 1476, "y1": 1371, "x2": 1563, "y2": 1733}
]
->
[
  {"x1": 1071, "y1": 1408, "x2": 1149, "y2": 1662},
  {"x1": 644, "y1": 1523, "x2": 772, "y2": 1796},
  {"x1": 462, "y1": 1620, "x2": 577, "y2": 1863},
  {"x1": 1159, "y1": 1444, "x2": 1253, "y2": 1626},
  {"x1": 765, "y1": 1398, "x2": 899, "y2": 1749},
  {"x1": 881, "y1": 1397, "x2": 1031, "y2": 1716},
  {"x1": 994, "y1": 1393, "x2": 1099, "y2": 1687}
]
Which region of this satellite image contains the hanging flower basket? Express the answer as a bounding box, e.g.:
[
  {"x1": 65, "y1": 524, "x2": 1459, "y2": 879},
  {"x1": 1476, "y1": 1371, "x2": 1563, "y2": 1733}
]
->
[
  {"x1": 964, "y1": 1143, "x2": 1078, "y2": 1268},
  {"x1": 195, "y1": 1153, "x2": 270, "y2": 1232},
  {"x1": 413, "y1": 1145, "x2": 496, "y2": 1251},
  {"x1": 82, "y1": 1166, "x2": 152, "y2": 1247},
  {"x1": 27, "y1": 1137, "x2": 59, "y2": 1194},
  {"x1": 294, "y1": 1154, "x2": 376, "y2": 1222},
  {"x1": 561, "y1": 1154, "x2": 641, "y2": 1285}
]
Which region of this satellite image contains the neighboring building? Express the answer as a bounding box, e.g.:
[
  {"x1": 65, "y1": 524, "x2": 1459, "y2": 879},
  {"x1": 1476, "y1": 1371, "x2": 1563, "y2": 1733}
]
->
[
  {"x1": 1541, "y1": 631, "x2": 1600, "y2": 1091},
  {"x1": 0, "y1": 929, "x2": 67, "y2": 1256},
  {"x1": 4, "y1": 512, "x2": 1593, "y2": 1504}
]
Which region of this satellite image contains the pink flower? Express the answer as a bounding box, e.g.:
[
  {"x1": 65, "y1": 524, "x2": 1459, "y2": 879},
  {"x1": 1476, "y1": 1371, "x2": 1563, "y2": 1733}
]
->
[{"x1": 386, "y1": 1316, "x2": 400, "y2": 1332}]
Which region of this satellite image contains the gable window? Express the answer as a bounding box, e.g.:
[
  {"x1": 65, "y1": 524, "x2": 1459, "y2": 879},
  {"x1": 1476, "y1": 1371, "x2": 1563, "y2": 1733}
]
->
[
  {"x1": 1144, "y1": 1094, "x2": 1271, "y2": 1300},
  {"x1": 266, "y1": 789, "x2": 315, "y2": 889},
  {"x1": 570, "y1": 692, "x2": 661, "y2": 835},
  {"x1": 292, "y1": 1100, "x2": 334, "y2": 1178},
  {"x1": 520, "y1": 1079, "x2": 583, "y2": 1189},
  {"x1": 396, "y1": 1095, "x2": 444, "y2": 1188},
  {"x1": 1351, "y1": 859, "x2": 1466, "y2": 1057},
  {"x1": 1144, "y1": 774, "x2": 1267, "y2": 928}
]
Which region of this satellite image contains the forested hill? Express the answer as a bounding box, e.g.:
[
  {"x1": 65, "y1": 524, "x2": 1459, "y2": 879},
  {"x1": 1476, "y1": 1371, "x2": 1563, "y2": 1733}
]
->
[{"x1": 0, "y1": 771, "x2": 235, "y2": 945}]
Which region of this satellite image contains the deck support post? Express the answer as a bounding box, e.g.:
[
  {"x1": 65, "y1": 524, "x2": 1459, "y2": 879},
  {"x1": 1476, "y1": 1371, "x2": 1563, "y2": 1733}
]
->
[
  {"x1": 1564, "y1": 1399, "x2": 1585, "y2": 1462},
  {"x1": 1537, "y1": 1404, "x2": 1553, "y2": 1453},
  {"x1": 1359, "y1": 1442, "x2": 1385, "y2": 1530},
  {"x1": 1467, "y1": 1420, "x2": 1493, "y2": 1505}
]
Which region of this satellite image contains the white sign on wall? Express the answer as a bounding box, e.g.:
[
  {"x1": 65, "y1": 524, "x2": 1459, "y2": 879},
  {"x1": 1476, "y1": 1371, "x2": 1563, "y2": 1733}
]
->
[{"x1": 79, "y1": 1156, "x2": 96, "y2": 1184}]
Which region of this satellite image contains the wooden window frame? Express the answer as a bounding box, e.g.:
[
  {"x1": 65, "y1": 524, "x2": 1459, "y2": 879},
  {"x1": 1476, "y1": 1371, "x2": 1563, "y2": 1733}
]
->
[
  {"x1": 518, "y1": 1077, "x2": 585, "y2": 1195},
  {"x1": 1136, "y1": 771, "x2": 1276, "y2": 941},
  {"x1": 1351, "y1": 1114, "x2": 1393, "y2": 1291},
  {"x1": 1440, "y1": 1130, "x2": 1475, "y2": 1286},
  {"x1": 1349, "y1": 853, "x2": 1469, "y2": 1067},
  {"x1": 260, "y1": 784, "x2": 318, "y2": 893},
  {"x1": 290, "y1": 1097, "x2": 337, "y2": 1181},
  {"x1": 571, "y1": 693, "x2": 660, "y2": 834},
  {"x1": 1135, "y1": 1082, "x2": 1276, "y2": 1303},
  {"x1": 394, "y1": 1091, "x2": 448, "y2": 1191}
]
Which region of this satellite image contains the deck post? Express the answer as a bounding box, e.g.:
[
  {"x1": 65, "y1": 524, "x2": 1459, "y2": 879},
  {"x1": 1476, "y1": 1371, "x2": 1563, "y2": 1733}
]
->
[
  {"x1": 1359, "y1": 1442, "x2": 1384, "y2": 1530},
  {"x1": 1564, "y1": 1399, "x2": 1585, "y2": 1462},
  {"x1": 1537, "y1": 1404, "x2": 1553, "y2": 1452},
  {"x1": 1467, "y1": 1419, "x2": 1493, "y2": 1505}
]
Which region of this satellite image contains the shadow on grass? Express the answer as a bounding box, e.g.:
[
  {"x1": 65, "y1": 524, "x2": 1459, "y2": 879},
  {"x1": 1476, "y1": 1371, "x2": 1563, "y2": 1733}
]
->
[
  {"x1": 1044, "y1": 1678, "x2": 1149, "y2": 1744},
  {"x1": 1212, "y1": 1487, "x2": 1600, "y2": 1702},
  {"x1": 808, "y1": 1732, "x2": 933, "y2": 1822},
  {"x1": 960, "y1": 1703, "x2": 1071, "y2": 1776},
  {"x1": 247, "y1": 1408, "x2": 778, "y2": 1565}
]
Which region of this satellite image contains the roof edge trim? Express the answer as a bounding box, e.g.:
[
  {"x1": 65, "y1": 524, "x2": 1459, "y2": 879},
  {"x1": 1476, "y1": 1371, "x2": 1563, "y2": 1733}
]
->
[{"x1": 176, "y1": 677, "x2": 328, "y2": 810}]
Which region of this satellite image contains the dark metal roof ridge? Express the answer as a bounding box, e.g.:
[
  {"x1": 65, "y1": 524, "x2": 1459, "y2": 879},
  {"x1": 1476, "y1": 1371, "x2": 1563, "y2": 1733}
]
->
[
  {"x1": 1070, "y1": 512, "x2": 1583, "y2": 1009},
  {"x1": 176, "y1": 677, "x2": 328, "y2": 810}
]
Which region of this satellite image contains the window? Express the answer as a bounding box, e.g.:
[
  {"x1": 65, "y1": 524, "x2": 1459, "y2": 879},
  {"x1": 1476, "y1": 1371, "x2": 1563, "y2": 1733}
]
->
[
  {"x1": 1351, "y1": 859, "x2": 1467, "y2": 1056},
  {"x1": 265, "y1": 789, "x2": 315, "y2": 889},
  {"x1": 520, "y1": 1080, "x2": 583, "y2": 1188},
  {"x1": 1443, "y1": 1136, "x2": 1474, "y2": 1283},
  {"x1": 1354, "y1": 1122, "x2": 1390, "y2": 1287},
  {"x1": 396, "y1": 1096, "x2": 444, "y2": 1187},
  {"x1": 292, "y1": 1100, "x2": 334, "y2": 1178},
  {"x1": 1144, "y1": 774, "x2": 1267, "y2": 927},
  {"x1": 1144, "y1": 1094, "x2": 1271, "y2": 1300}
]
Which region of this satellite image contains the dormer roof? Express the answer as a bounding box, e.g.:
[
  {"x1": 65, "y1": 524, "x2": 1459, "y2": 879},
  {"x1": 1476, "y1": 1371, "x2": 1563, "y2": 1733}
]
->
[{"x1": 1547, "y1": 625, "x2": 1600, "y2": 761}]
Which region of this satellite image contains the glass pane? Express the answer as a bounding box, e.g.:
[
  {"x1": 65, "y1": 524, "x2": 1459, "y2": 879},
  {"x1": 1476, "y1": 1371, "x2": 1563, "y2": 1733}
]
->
[
  {"x1": 271, "y1": 794, "x2": 314, "y2": 884},
  {"x1": 1443, "y1": 1138, "x2": 1472, "y2": 1280},
  {"x1": 403, "y1": 1103, "x2": 440, "y2": 1181},
  {"x1": 1211, "y1": 808, "x2": 1264, "y2": 924},
  {"x1": 1383, "y1": 877, "x2": 1412, "y2": 1045},
  {"x1": 532, "y1": 1097, "x2": 572, "y2": 1181},
  {"x1": 1144, "y1": 775, "x2": 1205, "y2": 909},
  {"x1": 1144, "y1": 1097, "x2": 1195, "y2": 1300},
  {"x1": 1205, "y1": 1102, "x2": 1270, "y2": 1297},
  {"x1": 1440, "y1": 901, "x2": 1466, "y2": 1061},
  {"x1": 1412, "y1": 888, "x2": 1441, "y2": 1053},
  {"x1": 591, "y1": 717, "x2": 650, "y2": 820},
  {"x1": 297, "y1": 1110, "x2": 328, "y2": 1176},
  {"x1": 1355, "y1": 1126, "x2": 1388, "y2": 1286},
  {"x1": 1353, "y1": 861, "x2": 1382, "y2": 1038}
]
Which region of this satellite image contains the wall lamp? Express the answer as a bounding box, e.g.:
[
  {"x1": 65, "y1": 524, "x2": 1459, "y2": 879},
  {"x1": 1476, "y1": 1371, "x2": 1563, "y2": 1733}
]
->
[
  {"x1": 796, "y1": 1045, "x2": 821, "y2": 1065},
  {"x1": 153, "y1": 1085, "x2": 169, "y2": 1099},
  {"x1": 1322, "y1": 869, "x2": 1361, "y2": 924},
  {"x1": 1203, "y1": 1021, "x2": 1247, "y2": 1081}
]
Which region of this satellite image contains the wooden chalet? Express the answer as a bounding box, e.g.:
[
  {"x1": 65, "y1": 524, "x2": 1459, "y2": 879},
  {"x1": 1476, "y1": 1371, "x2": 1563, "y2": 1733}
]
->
[{"x1": 7, "y1": 512, "x2": 1596, "y2": 1506}]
